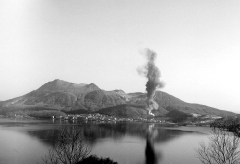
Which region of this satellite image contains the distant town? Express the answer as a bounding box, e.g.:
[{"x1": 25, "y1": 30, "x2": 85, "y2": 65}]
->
[{"x1": 4, "y1": 112, "x2": 223, "y2": 126}]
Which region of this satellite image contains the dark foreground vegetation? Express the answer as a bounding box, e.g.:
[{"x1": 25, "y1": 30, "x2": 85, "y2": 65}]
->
[
  {"x1": 77, "y1": 155, "x2": 117, "y2": 164},
  {"x1": 210, "y1": 117, "x2": 240, "y2": 137}
]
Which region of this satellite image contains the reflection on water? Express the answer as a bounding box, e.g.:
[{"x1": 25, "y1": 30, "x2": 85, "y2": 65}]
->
[
  {"x1": 145, "y1": 124, "x2": 162, "y2": 164},
  {"x1": 145, "y1": 132, "x2": 158, "y2": 164},
  {"x1": 0, "y1": 118, "x2": 209, "y2": 164},
  {"x1": 0, "y1": 128, "x2": 48, "y2": 164},
  {"x1": 26, "y1": 122, "x2": 201, "y2": 147}
]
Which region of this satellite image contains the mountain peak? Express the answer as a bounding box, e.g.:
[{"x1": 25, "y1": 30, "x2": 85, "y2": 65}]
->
[
  {"x1": 37, "y1": 79, "x2": 71, "y2": 91},
  {"x1": 36, "y1": 80, "x2": 100, "y2": 95},
  {"x1": 85, "y1": 83, "x2": 100, "y2": 90},
  {"x1": 52, "y1": 79, "x2": 64, "y2": 82},
  {"x1": 114, "y1": 89, "x2": 125, "y2": 94}
]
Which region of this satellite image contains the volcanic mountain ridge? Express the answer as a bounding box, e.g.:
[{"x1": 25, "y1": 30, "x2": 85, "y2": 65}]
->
[{"x1": 0, "y1": 79, "x2": 235, "y2": 117}]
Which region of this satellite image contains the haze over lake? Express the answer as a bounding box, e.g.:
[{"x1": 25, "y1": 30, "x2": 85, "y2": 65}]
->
[{"x1": 0, "y1": 118, "x2": 210, "y2": 164}]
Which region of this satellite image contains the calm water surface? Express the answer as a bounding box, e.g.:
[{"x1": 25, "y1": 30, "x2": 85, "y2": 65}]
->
[{"x1": 0, "y1": 118, "x2": 210, "y2": 164}]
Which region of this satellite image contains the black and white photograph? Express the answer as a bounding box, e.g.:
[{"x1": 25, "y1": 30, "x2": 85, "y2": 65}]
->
[{"x1": 0, "y1": 0, "x2": 240, "y2": 164}]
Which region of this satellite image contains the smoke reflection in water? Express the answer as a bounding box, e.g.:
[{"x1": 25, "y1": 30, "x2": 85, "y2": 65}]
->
[{"x1": 145, "y1": 124, "x2": 159, "y2": 164}]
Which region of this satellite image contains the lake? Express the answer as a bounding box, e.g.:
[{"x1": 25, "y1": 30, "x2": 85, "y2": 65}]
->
[{"x1": 0, "y1": 118, "x2": 210, "y2": 164}]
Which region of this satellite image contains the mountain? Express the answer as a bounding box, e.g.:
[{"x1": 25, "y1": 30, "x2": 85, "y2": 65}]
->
[
  {"x1": 96, "y1": 104, "x2": 147, "y2": 118},
  {"x1": 0, "y1": 79, "x2": 235, "y2": 117}
]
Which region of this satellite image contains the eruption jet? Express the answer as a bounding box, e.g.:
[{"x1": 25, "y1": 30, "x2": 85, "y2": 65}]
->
[{"x1": 138, "y1": 49, "x2": 164, "y2": 116}]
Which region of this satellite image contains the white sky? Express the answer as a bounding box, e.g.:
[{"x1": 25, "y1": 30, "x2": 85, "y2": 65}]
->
[{"x1": 0, "y1": 0, "x2": 240, "y2": 113}]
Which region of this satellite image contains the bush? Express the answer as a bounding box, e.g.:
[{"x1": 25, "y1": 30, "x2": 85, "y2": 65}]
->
[{"x1": 78, "y1": 155, "x2": 118, "y2": 164}]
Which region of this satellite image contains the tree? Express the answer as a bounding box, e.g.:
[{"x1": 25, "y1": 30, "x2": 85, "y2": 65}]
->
[
  {"x1": 210, "y1": 117, "x2": 240, "y2": 137},
  {"x1": 42, "y1": 127, "x2": 91, "y2": 164},
  {"x1": 196, "y1": 127, "x2": 240, "y2": 164},
  {"x1": 166, "y1": 109, "x2": 191, "y2": 123}
]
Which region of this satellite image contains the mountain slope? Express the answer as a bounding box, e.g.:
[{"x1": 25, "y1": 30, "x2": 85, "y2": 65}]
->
[
  {"x1": 0, "y1": 79, "x2": 235, "y2": 117},
  {"x1": 127, "y1": 91, "x2": 234, "y2": 116},
  {"x1": 97, "y1": 104, "x2": 147, "y2": 118},
  {"x1": 0, "y1": 79, "x2": 126, "y2": 113}
]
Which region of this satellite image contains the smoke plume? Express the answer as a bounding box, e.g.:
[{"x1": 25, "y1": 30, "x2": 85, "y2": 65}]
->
[{"x1": 138, "y1": 49, "x2": 164, "y2": 116}]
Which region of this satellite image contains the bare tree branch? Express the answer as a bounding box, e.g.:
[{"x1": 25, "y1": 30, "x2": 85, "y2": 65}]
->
[
  {"x1": 42, "y1": 127, "x2": 91, "y2": 164},
  {"x1": 196, "y1": 127, "x2": 240, "y2": 164}
]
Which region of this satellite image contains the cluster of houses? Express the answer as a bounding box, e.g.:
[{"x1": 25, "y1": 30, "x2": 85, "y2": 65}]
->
[{"x1": 52, "y1": 113, "x2": 167, "y2": 123}]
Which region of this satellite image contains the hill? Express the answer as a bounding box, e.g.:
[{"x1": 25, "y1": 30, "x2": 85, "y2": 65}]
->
[
  {"x1": 96, "y1": 104, "x2": 147, "y2": 118},
  {"x1": 0, "y1": 79, "x2": 235, "y2": 118}
]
